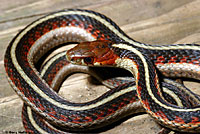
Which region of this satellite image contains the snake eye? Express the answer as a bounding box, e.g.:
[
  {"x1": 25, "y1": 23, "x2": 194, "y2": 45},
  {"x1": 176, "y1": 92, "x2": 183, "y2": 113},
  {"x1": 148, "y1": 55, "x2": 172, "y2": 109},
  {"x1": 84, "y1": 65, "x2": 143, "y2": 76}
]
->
[{"x1": 84, "y1": 57, "x2": 94, "y2": 64}]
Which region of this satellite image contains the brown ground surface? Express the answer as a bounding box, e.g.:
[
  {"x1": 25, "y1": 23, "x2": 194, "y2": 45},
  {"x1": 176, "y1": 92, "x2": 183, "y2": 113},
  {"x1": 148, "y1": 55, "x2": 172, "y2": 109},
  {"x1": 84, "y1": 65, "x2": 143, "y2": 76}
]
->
[{"x1": 1, "y1": 0, "x2": 200, "y2": 134}]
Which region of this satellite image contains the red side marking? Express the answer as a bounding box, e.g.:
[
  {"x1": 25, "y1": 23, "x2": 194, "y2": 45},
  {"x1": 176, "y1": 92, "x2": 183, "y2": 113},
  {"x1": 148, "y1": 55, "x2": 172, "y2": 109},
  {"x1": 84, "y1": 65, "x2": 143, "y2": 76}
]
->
[
  {"x1": 71, "y1": 121, "x2": 81, "y2": 124},
  {"x1": 29, "y1": 70, "x2": 35, "y2": 77},
  {"x1": 137, "y1": 86, "x2": 142, "y2": 97},
  {"x1": 136, "y1": 64, "x2": 142, "y2": 93},
  {"x1": 60, "y1": 20, "x2": 67, "y2": 27},
  {"x1": 34, "y1": 31, "x2": 41, "y2": 39},
  {"x1": 13, "y1": 75, "x2": 24, "y2": 92},
  {"x1": 174, "y1": 116, "x2": 185, "y2": 124},
  {"x1": 52, "y1": 21, "x2": 58, "y2": 29},
  {"x1": 180, "y1": 59, "x2": 187, "y2": 63},
  {"x1": 70, "y1": 19, "x2": 77, "y2": 27},
  {"x1": 106, "y1": 35, "x2": 110, "y2": 40},
  {"x1": 180, "y1": 56, "x2": 189, "y2": 63},
  {"x1": 124, "y1": 97, "x2": 136, "y2": 103},
  {"x1": 154, "y1": 111, "x2": 168, "y2": 120},
  {"x1": 71, "y1": 115, "x2": 82, "y2": 124},
  {"x1": 86, "y1": 24, "x2": 99, "y2": 39},
  {"x1": 73, "y1": 116, "x2": 81, "y2": 121},
  {"x1": 6, "y1": 66, "x2": 25, "y2": 92},
  {"x1": 192, "y1": 59, "x2": 199, "y2": 64},
  {"x1": 60, "y1": 114, "x2": 68, "y2": 122},
  {"x1": 132, "y1": 96, "x2": 137, "y2": 102},
  {"x1": 107, "y1": 108, "x2": 115, "y2": 114},
  {"x1": 190, "y1": 117, "x2": 200, "y2": 124},
  {"x1": 22, "y1": 110, "x2": 34, "y2": 133},
  {"x1": 28, "y1": 96, "x2": 35, "y2": 103},
  {"x1": 23, "y1": 44, "x2": 31, "y2": 54},
  {"x1": 48, "y1": 113, "x2": 58, "y2": 120},
  {"x1": 95, "y1": 110, "x2": 111, "y2": 120},
  {"x1": 99, "y1": 33, "x2": 106, "y2": 40},
  {"x1": 93, "y1": 112, "x2": 101, "y2": 120},
  {"x1": 119, "y1": 102, "x2": 125, "y2": 107},
  {"x1": 142, "y1": 99, "x2": 151, "y2": 111},
  {"x1": 4, "y1": 63, "x2": 25, "y2": 93},
  {"x1": 98, "y1": 111, "x2": 106, "y2": 117},
  {"x1": 84, "y1": 116, "x2": 93, "y2": 122},
  {"x1": 153, "y1": 69, "x2": 160, "y2": 92},
  {"x1": 78, "y1": 22, "x2": 84, "y2": 28},
  {"x1": 42, "y1": 25, "x2": 50, "y2": 34},
  {"x1": 46, "y1": 107, "x2": 59, "y2": 119},
  {"x1": 49, "y1": 110, "x2": 57, "y2": 116},
  {"x1": 154, "y1": 76, "x2": 162, "y2": 97},
  {"x1": 86, "y1": 24, "x2": 93, "y2": 32},
  {"x1": 137, "y1": 71, "x2": 140, "y2": 82},
  {"x1": 28, "y1": 36, "x2": 34, "y2": 45},
  {"x1": 93, "y1": 29, "x2": 101, "y2": 38},
  {"x1": 168, "y1": 56, "x2": 177, "y2": 63},
  {"x1": 45, "y1": 60, "x2": 69, "y2": 85},
  {"x1": 24, "y1": 124, "x2": 34, "y2": 134},
  {"x1": 112, "y1": 104, "x2": 117, "y2": 107},
  {"x1": 47, "y1": 72, "x2": 54, "y2": 85},
  {"x1": 39, "y1": 103, "x2": 45, "y2": 111},
  {"x1": 155, "y1": 56, "x2": 165, "y2": 65}
]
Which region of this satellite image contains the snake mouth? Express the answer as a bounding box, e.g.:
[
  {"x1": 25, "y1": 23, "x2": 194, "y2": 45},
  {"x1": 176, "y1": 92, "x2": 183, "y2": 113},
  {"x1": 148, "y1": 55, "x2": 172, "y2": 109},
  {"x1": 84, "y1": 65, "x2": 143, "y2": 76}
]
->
[
  {"x1": 66, "y1": 54, "x2": 81, "y2": 65},
  {"x1": 66, "y1": 54, "x2": 95, "y2": 66}
]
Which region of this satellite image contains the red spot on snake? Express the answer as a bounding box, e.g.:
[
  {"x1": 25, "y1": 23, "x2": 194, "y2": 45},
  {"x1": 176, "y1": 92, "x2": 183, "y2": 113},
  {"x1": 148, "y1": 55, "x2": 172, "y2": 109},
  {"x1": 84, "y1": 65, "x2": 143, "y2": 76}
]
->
[
  {"x1": 28, "y1": 37, "x2": 34, "y2": 45},
  {"x1": 190, "y1": 117, "x2": 200, "y2": 124},
  {"x1": 60, "y1": 114, "x2": 68, "y2": 122},
  {"x1": 98, "y1": 111, "x2": 105, "y2": 117},
  {"x1": 39, "y1": 103, "x2": 45, "y2": 111},
  {"x1": 174, "y1": 116, "x2": 185, "y2": 124},
  {"x1": 137, "y1": 86, "x2": 142, "y2": 97},
  {"x1": 71, "y1": 114, "x2": 82, "y2": 123},
  {"x1": 154, "y1": 111, "x2": 168, "y2": 120},
  {"x1": 99, "y1": 33, "x2": 106, "y2": 40},
  {"x1": 119, "y1": 102, "x2": 125, "y2": 107},
  {"x1": 107, "y1": 108, "x2": 115, "y2": 114},
  {"x1": 49, "y1": 110, "x2": 57, "y2": 116},
  {"x1": 42, "y1": 25, "x2": 50, "y2": 34},
  {"x1": 84, "y1": 116, "x2": 93, "y2": 122},
  {"x1": 93, "y1": 29, "x2": 100, "y2": 37},
  {"x1": 169, "y1": 56, "x2": 177, "y2": 63},
  {"x1": 70, "y1": 19, "x2": 77, "y2": 26},
  {"x1": 156, "y1": 56, "x2": 165, "y2": 64},
  {"x1": 52, "y1": 22, "x2": 58, "y2": 29},
  {"x1": 34, "y1": 31, "x2": 41, "y2": 39},
  {"x1": 192, "y1": 59, "x2": 199, "y2": 64},
  {"x1": 48, "y1": 113, "x2": 58, "y2": 120},
  {"x1": 179, "y1": 56, "x2": 190, "y2": 63},
  {"x1": 60, "y1": 20, "x2": 67, "y2": 27},
  {"x1": 28, "y1": 96, "x2": 35, "y2": 103},
  {"x1": 142, "y1": 99, "x2": 151, "y2": 111},
  {"x1": 78, "y1": 22, "x2": 84, "y2": 28}
]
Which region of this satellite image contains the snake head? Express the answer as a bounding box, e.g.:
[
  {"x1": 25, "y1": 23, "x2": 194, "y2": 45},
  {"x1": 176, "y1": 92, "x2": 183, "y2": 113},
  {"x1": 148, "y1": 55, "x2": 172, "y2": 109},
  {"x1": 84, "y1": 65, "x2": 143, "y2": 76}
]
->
[{"x1": 66, "y1": 40, "x2": 119, "y2": 66}]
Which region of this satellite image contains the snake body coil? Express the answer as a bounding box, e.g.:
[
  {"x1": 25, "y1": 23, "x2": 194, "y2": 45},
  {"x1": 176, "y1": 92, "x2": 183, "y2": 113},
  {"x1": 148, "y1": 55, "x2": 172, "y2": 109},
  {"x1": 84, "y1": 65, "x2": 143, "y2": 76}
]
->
[
  {"x1": 4, "y1": 9, "x2": 200, "y2": 133},
  {"x1": 22, "y1": 50, "x2": 200, "y2": 133}
]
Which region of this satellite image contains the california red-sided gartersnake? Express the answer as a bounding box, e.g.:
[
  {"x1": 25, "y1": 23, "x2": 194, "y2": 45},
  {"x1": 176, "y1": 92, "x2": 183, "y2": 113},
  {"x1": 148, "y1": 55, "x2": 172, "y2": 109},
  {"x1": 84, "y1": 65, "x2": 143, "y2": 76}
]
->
[
  {"x1": 4, "y1": 9, "x2": 200, "y2": 133},
  {"x1": 22, "y1": 50, "x2": 200, "y2": 133}
]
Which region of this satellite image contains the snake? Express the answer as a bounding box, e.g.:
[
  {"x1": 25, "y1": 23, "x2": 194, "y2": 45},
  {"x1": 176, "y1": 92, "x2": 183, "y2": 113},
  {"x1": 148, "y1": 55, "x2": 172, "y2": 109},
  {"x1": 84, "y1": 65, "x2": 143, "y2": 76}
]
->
[
  {"x1": 66, "y1": 39, "x2": 200, "y2": 133},
  {"x1": 3, "y1": 9, "x2": 200, "y2": 133},
  {"x1": 22, "y1": 50, "x2": 200, "y2": 133}
]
